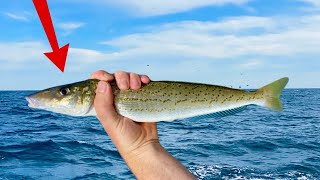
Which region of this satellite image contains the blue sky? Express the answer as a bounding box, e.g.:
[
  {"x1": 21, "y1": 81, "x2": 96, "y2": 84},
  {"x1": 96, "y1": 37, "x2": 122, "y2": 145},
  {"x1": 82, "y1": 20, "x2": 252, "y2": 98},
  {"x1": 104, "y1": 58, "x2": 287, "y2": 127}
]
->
[{"x1": 0, "y1": 0, "x2": 319, "y2": 90}]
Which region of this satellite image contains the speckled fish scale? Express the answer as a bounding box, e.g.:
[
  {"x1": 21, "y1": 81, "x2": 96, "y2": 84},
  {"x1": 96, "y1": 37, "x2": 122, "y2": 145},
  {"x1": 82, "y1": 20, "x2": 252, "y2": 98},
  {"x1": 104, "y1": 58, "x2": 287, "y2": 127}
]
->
[{"x1": 27, "y1": 78, "x2": 289, "y2": 122}]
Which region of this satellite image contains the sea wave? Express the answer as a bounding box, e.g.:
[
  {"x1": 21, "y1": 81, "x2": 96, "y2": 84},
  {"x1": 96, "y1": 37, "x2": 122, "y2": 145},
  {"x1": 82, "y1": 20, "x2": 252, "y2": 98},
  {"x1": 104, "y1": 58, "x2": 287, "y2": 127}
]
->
[
  {"x1": 188, "y1": 165, "x2": 318, "y2": 180},
  {"x1": 0, "y1": 90, "x2": 319, "y2": 179}
]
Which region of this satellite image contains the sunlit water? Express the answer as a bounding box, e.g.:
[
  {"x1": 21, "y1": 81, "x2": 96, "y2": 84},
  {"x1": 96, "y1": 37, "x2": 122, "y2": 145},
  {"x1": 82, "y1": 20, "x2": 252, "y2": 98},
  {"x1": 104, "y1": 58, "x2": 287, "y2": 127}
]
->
[{"x1": 0, "y1": 89, "x2": 319, "y2": 179}]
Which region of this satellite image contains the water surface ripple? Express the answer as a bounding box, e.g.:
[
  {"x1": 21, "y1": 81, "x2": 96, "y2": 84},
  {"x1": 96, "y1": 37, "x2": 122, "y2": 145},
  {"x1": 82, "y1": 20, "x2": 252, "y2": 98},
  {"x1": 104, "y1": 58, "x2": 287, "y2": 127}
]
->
[{"x1": 0, "y1": 90, "x2": 319, "y2": 179}]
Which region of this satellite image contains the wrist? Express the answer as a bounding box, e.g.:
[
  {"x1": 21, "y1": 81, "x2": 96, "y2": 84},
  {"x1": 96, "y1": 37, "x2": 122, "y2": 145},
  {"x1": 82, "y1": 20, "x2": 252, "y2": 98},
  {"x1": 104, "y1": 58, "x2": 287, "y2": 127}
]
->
[
  {"x1": 121, "y1": 139, "x2": 163, "y2": 164},
  {"x1": 120, "y1": 140, "x2": 196, "y2": 180}
]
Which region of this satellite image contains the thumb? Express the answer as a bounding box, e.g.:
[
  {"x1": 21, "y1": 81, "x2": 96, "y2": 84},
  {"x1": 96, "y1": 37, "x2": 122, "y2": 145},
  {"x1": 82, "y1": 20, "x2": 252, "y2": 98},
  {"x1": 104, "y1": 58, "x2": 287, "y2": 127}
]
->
[{"x1": 94, "y1": 81, "x2": 121, "y2": 129}]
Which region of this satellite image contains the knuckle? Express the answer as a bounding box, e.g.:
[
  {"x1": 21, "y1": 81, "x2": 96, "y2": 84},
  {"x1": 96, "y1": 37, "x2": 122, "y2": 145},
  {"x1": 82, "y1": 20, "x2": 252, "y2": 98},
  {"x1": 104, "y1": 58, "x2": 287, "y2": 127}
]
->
[
  {"x1": 130, "y1": 72, "x2": 139, "y2": 79},
  {"x1": 96, "y1": 70, "x2": 106, "y2": 76},
  {"x1": 115, "y1": 71, "x2": 129, "y2": 81},
  {"x1": 91, "y1": 70, "x2": 107, "y2": 79},
  {"x1": 115, "y1": 70, "x2": 126, "y2": 76}
]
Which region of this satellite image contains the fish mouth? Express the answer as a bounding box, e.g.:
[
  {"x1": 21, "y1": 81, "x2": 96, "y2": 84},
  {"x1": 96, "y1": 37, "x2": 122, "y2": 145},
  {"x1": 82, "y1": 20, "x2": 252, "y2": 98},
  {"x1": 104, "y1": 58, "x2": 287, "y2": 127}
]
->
[{"x1": 26, "y1": 96, "x2": 39, "y2": 108}]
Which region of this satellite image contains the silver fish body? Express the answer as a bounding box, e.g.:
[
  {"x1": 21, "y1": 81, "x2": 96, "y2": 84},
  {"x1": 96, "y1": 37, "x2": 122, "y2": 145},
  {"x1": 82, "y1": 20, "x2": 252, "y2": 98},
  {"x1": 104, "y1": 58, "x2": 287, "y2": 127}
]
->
[{"x1": 26, "y1": 78, "x2": 289, "y2": 122}]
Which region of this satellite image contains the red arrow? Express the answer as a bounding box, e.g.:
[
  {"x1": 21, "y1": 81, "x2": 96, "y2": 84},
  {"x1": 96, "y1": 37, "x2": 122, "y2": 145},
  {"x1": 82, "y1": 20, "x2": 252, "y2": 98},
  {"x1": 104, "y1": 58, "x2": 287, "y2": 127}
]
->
[{"x1": 33, "y1": 0, "x2": 69, "y2": 72}]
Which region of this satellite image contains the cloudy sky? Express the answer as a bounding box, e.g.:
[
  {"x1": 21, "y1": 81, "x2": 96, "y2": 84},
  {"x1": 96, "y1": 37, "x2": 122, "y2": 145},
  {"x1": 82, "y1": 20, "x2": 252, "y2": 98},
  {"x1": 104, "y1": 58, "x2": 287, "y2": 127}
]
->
[{"x1": 0, "y1": 0, "x2": 319, "y2": 90}]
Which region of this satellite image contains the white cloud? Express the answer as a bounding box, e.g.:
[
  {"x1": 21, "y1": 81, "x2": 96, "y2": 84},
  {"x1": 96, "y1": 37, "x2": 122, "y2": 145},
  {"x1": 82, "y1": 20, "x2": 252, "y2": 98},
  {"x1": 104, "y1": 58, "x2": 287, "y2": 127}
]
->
[
  {"x1": 95, "y1": 14, "x2": 320, "y2": 88},
  {"x1": 101, "y1": 15, "x2": 320, "y2": 60},
  {"x1": 57, "y1": 22, "x2": 86, "y2": 35},
  {"x1": 2, "y1": 15, "x2": 320, "y2": 68},
  {"x1": 58, "y1": 22, "x2": 85, "y2": 31},
  {"x1": 68, "y1": 48, "x2": 106, "y2": 63},
  {"x1": 240, "y1": 60, "x2": 263, "y2": 69},
  {"x1": 0, "y1": 42, "x2": 46, "y2": 62},
  {"x1": 301, "y1": 0, "x2": 320, "y2": 7},
  {"x1": 113, "y1": 0, "x2": 250, "y2": 16},
  {"x1": 0, "y1": 41, "x2": 107, "y2": 65},
  {"x1": 3, "y1": 11, "x2": 32, "y2": 22},
  {"x1": 298, "y1": 0, "x2": 320, "y2": 12},
  {"x1": 1, "y1": 14, "x2": 320, "y2": 88},
  {"x1": 67, "y1": 0, "x2": 250, "y2": 16},
  {"x1": 161, "y1": 16, "x2": 276, "y2": 32}
]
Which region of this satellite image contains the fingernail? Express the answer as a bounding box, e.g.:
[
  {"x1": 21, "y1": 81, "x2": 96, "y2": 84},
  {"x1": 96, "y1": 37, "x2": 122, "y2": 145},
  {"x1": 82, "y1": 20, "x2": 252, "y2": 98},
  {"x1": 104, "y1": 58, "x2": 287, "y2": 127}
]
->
[
  {"x1": 131, "y1": 77, "x2": 140, "y2": 88},
  {"x1": 97, "y1": 81, "x2": 107, "y2": 93},
  {"x1": 104, "y1": 74, "x2": 113, "y2": 80},
  {"x1": 141, "y1": 75, "x2": 150, "y2": 84},
  {"x1": 120, "y1": 79, "x2": 129, "y2": 89}
]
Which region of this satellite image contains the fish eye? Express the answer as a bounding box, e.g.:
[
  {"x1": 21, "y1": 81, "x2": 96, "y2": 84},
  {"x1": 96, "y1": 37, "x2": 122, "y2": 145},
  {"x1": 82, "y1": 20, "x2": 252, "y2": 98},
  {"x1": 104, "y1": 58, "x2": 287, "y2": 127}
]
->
[{"x1": 59, "y1": 88, "x2": 70, "y2": 96}]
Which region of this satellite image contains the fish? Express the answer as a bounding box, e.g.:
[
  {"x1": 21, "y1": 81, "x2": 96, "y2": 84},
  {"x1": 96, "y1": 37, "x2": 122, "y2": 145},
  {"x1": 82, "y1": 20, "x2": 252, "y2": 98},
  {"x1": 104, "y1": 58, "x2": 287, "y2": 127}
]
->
[{"x1": 26, "y1": 77, "x2": 289, "y2": 122}]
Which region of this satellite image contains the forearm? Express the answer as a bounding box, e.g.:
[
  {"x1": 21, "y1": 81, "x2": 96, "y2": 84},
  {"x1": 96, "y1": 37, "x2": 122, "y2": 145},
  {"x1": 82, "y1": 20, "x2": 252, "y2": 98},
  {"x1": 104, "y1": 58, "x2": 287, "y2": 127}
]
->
[{"x1": 122, "y1": 141, "x2": 196, "y2": 180}]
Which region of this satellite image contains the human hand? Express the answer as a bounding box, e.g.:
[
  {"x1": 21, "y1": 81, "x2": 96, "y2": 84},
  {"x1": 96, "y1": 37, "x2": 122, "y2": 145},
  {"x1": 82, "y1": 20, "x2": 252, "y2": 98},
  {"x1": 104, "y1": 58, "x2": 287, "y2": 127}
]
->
[
  {"x1": 90, "y1": 70, "x2": 160, "y2": 160},
  {"x1": 91, "y1": 70, "x2": 196, "y2": 179}
]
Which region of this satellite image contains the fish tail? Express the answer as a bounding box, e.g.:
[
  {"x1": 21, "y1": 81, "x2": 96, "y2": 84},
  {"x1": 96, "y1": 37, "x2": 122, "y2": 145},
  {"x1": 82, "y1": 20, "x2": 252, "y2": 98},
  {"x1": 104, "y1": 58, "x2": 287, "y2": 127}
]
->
[{"x1": 256, "y1": 77, "x2": 289, "y2": 112}]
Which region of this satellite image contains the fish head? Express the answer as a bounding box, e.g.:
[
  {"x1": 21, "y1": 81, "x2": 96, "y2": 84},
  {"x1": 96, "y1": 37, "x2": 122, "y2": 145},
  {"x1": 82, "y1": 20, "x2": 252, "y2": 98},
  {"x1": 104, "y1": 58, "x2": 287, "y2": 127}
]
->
[{"x1": 26, "y1": 79, "x2": 98, "y2": 116}]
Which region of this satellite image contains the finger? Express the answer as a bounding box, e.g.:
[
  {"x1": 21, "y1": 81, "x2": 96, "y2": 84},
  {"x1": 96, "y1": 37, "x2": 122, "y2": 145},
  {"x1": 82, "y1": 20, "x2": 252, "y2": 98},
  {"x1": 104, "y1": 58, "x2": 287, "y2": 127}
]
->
[
  {"x1": 140, "y1": 75, "x2": 151, "y2": 84},
  {"x1": 130, "y1": 73, "x2": 141, "y2": 90},
  {"x1": 115, "y1": 71, "x2": 130, "y2": 90},
  {"x1": 94, "y1": 81, "x2": 121, "y2": 129},
  {"x1": 90, "y1": 70, "x2": 114, "y2": 81}
]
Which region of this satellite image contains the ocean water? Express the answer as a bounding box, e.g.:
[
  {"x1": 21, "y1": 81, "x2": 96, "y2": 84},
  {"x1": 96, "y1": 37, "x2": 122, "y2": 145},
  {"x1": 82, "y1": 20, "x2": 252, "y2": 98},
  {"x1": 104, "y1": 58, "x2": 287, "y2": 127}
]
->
[{"x1": 0, "y1": 89, "x2": 319, "y2": 180}]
